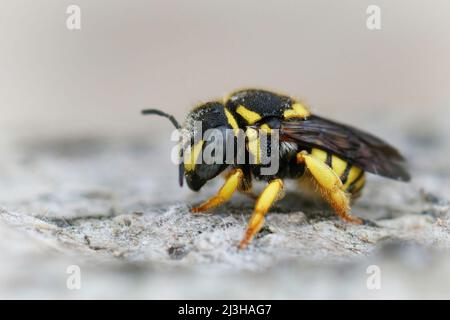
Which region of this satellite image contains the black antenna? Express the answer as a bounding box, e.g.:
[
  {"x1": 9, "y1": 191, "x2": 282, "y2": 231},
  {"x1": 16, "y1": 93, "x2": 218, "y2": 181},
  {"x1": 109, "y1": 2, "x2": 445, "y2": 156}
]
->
[
  {"x1": 141, "y1": 109, "x2": 181, "y2": 129},
  {"x1": 141, "y1": 108, "x2": 184, "y2": 187}
]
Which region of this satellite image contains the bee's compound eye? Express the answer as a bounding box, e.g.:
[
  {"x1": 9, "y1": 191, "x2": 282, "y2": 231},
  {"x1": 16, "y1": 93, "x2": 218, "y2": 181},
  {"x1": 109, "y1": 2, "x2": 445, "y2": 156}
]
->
[{"x1": 185, "y1": 171, "x2": 207, "y2": 191}]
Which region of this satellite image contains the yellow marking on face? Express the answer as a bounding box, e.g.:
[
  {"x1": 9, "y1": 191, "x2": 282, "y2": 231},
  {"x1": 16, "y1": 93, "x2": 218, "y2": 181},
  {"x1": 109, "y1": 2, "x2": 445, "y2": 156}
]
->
[
  {"x1": 260, "y1": 124, "x2": 272, "y2": 134},
  {"x1": 224, "y1": 107, "x2": 240, "y2": 135},
  {"x1": 183, "y1": 140, "x2": 204, "y2": 172},
  {"x1": 311, "y1": 148, "x2": 328, "y2": 163},
  {"x1": 236, "y1": 105, "x2": 262, "y2": 124},
  {"x1": 246, "y1": 128, "x2": 261, "y2": 164},
  {"x1": 283, "y1": 102, "x2": 310, "y2": 119},
  {"x1": 343, "y1": 166, "x2": 363, "y2": 190},
  {"x1": 331, "y1": 155, "x2": 347, "y2": 177}
]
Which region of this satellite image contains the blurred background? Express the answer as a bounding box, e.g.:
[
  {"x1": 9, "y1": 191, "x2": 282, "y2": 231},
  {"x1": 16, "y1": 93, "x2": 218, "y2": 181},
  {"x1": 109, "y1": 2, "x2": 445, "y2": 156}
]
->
[
  {"x1": 1, "y1": 0, "x2": 449, "y2": 141},
  {"x1": 1, "y1": 0, "x2": 450, "y2": 300}
]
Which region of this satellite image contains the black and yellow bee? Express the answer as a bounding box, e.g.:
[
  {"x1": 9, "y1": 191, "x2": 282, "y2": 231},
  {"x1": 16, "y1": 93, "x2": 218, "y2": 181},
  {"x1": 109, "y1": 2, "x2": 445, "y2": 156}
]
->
[{"x1": 143, "y1": 89, "x2": 410, "y2": 249}]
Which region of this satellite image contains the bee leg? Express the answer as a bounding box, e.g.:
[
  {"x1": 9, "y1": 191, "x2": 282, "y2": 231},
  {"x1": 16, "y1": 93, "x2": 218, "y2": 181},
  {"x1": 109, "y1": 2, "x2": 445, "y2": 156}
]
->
[
  {"x1": 190, "y1": 169, "x2": 243, "y2": 213},
  {"x1": 296, "y1": 151, "x2": 363, "y2": 225},
  {"x1": 238, "y1": 179, "x2": 284, "y2": 249}
]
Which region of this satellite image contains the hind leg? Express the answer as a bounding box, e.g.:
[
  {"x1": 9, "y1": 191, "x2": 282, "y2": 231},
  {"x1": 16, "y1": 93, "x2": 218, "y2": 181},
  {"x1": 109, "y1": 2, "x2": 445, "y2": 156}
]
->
[{"x1": 297, "y1": 151, "x2": 362, "y2": 224}]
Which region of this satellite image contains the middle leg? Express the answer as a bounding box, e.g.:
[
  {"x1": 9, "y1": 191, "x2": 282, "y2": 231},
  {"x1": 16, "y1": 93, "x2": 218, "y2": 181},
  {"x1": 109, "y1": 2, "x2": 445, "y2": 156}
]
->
[{"x1": 238, "y1": 179, "x2": 284, "y2": 249}]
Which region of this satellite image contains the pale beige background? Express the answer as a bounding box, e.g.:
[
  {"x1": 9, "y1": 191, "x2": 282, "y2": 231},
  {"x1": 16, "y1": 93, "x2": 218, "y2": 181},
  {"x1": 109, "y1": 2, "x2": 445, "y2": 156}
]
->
[
  {"x1": 1, "y1": 0, "x2": 449, "y2": 141},
  {"x1": 1, "y1": 1, "x2": 450, "y2": 300}
]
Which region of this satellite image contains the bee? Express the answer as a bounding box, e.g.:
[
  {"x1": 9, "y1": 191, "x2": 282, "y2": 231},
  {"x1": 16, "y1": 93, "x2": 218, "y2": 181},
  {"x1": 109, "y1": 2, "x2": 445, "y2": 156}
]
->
[{"x1": 142, "y1": 89, "x2": 410, "y2": 249}]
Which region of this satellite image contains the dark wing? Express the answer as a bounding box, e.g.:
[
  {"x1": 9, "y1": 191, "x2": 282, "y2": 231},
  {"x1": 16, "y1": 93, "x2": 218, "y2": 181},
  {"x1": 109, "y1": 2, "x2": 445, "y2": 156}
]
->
[{"x1": 280, "y1": 115, "x2": 410, "y2": 181}]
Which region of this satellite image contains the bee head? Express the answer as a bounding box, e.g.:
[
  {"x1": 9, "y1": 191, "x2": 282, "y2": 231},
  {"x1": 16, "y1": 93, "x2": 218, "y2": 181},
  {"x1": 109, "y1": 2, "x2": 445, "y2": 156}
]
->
[
  {"x1": 142, "y1": 101, "x2": 232, "y2": 191},
  {"x1": 181, "y1": 102, "x2": 232, "y2": 191}
]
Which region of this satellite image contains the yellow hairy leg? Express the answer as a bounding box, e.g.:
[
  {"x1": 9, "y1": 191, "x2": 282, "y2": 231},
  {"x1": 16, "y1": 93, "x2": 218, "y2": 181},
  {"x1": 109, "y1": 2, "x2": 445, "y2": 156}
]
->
[
  {"x1": 191, "y1": 169, "x2": 243, "y2": 213},
  {"x1": 297, "y1": 151, "x2": 362, "y2": 224},
  {"x1": 238, "y1": 188, "x2": 258, "y2": 200},
  {"x1": 239, "y1": 179, "x2": 284, "y2": 249}
]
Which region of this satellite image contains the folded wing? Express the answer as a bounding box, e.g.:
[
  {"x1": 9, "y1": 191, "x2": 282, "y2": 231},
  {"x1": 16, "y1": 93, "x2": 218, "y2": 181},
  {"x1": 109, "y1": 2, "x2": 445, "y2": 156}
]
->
[{"x1": 280, "y1": 115, "x2": 410, "y2": 181}]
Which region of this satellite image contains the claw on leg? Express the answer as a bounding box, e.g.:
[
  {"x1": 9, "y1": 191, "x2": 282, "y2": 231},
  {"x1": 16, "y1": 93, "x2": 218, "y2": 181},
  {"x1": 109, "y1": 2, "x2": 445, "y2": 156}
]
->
[
  {"x1": 238, "y1": 179, "x2": 284, "y2": 249},
  {"x1": 190, "y1": 169, "x2": 243, "y2": 213},
  {"x1": 297, "y1": 151, "x2": 362, "y2": 225}
]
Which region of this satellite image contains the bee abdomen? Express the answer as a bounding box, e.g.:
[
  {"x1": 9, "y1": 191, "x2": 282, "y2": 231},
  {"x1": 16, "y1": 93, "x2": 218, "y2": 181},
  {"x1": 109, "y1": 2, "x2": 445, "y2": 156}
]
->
[{"x1": 310, "y1": 148, "x2": 366, "y2": 195}]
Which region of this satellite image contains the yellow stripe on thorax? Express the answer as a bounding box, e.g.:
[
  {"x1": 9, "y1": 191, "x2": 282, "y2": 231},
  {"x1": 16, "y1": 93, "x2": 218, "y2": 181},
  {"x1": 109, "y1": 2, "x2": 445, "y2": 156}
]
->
[
  {"x1": 184, "y1": 140, "x2": 204, "y2": 171},
  {"x1": 283, "y1": 102, "x2": 310, "y2": 119},
  {"x1": 224, "y1": 107, "x2": 240, "y2": 135},
  {"x1": 236, "y1": 105, "x2": 262, "y2": 124}
]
